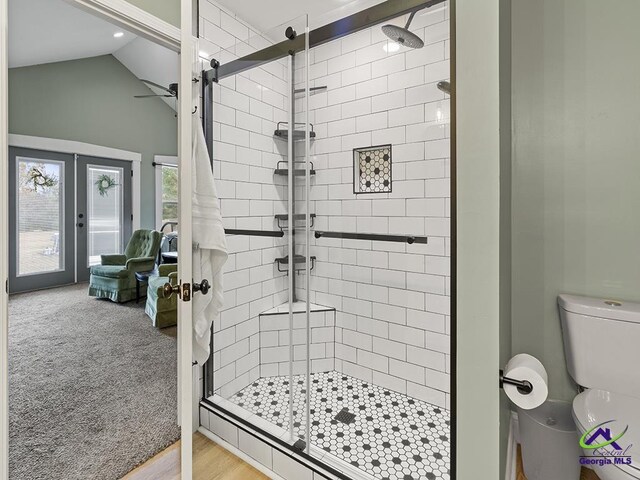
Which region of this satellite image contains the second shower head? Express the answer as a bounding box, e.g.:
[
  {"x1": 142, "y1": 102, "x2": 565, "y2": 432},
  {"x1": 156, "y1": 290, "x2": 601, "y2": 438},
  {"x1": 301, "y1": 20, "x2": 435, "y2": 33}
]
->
[{"x1": 437, "y1": 81, "x2": 451, "y2": 95}]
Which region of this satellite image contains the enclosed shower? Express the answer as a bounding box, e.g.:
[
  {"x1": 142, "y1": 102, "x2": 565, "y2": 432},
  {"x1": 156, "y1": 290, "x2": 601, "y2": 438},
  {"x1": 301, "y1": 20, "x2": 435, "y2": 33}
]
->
[{"x1": 199, "y1": 1, "x2": 451, "y2": 479}]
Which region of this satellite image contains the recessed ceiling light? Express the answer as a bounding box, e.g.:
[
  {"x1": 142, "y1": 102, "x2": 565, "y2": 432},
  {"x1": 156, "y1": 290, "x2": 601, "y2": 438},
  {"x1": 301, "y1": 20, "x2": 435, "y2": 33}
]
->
[
  {"x1": 383, "y1": 42, "x2": 400, "y2": 53},
  {"x1": 113, "y1": 32, "x2": 124, "y2": 38}
]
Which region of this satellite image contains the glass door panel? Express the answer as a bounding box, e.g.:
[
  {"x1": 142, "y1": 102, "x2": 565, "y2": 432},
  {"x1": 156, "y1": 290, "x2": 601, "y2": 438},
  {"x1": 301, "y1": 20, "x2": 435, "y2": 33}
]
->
[
  {"x1": 76, "y1": 156, "x2": 132, "y2": 282},
  {"x1": 8, "y1": 147, "x2": 75, "y2": 293},
  {"x1": 86, "y1": 165, "x2": 124, "y2": 267},
  {"x1": 18, "y1": 159, "x2": 64, "y2": 275},
  {"x1": 203, "y1": 10, "x2": 311, "y2": 451}
]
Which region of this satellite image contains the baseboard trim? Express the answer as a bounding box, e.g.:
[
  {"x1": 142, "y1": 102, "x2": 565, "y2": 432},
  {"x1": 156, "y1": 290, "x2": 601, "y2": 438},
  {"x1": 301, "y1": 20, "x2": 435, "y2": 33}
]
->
[
  {"x1": 505, "y1": 410, "x2": 520, "y2": 480},
  {"x1": 198, "y1": 427, "x2": 286, "y2": 480}
]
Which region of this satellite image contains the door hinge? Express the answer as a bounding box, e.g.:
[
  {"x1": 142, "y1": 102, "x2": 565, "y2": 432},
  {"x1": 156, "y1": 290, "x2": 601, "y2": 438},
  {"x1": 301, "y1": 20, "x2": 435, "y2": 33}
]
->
[
  {"x1": 181, "y1": 282, "x2": 191, "y2": 302},
  {"x1": 131, "y1": 170, "x2": 133, "y2": 177},
  {"x1": 131, "y1": 214, "x2": 133, "y2": 221}
]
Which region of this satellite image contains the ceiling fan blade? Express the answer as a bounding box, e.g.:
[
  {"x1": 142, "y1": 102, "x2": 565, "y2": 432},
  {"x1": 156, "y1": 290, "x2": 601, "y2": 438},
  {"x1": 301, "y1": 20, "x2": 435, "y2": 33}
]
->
[
  {"x1": 134, "y1": 94, "x2": 175, "y2": 98},
  {"x1": 139, "y1": 79, "x2": 173, "y2": 94}
]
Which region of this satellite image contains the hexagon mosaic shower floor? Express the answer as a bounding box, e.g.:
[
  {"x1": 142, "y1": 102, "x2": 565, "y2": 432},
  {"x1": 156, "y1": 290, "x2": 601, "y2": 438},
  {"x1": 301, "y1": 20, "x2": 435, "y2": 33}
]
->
[{"x1": 231, "y1": 370, "x2": 450, "y2": 480}]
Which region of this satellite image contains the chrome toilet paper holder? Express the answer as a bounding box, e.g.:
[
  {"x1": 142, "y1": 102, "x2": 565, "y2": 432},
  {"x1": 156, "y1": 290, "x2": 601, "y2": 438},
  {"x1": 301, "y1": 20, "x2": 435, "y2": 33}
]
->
[{"x1": 499, "y1": 369, "x2": 534, "y2": 395}]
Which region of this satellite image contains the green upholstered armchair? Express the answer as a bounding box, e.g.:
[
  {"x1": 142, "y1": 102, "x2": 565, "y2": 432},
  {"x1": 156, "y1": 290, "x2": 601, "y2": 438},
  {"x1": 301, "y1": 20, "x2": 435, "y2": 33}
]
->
[
  {"x1": 145, "y1": 264, "x2": 178, "y2": 328},
  {"x1": 88, "y1": 229, "x2": 162, "y2": 303}
]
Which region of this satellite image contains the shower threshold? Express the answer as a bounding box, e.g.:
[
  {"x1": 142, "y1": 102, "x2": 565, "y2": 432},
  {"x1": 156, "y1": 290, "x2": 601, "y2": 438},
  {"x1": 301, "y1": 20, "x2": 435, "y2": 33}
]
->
[{"x1": 209, "y1": 371, "x2": 450, "y2": 480}]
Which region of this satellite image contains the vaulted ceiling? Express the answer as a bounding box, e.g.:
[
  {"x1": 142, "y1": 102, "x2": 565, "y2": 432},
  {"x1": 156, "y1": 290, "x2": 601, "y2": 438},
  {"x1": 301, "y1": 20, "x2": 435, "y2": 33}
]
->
[
  {"x1": 8, "y1": 0, "x2": 136, "y2": 68},
  {"x1": 8, "y1": 0, "x2": 178, "y2": 109}
]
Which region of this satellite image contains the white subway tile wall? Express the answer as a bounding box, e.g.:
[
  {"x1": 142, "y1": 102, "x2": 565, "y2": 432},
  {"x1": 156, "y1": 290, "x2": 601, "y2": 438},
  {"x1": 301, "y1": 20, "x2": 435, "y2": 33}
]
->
[{"x1": 259, "y1": 309, "x2": 336, "y2": 376}]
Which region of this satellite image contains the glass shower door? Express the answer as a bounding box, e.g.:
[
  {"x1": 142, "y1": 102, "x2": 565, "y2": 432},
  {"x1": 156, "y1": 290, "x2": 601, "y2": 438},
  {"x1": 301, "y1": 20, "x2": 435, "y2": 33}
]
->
[
  {"x1": 201, "y1": 2, "x2": 453, "y2": 479},
  {"x1": 203, "y1": 10, "x2": 314, "y2": 453}
]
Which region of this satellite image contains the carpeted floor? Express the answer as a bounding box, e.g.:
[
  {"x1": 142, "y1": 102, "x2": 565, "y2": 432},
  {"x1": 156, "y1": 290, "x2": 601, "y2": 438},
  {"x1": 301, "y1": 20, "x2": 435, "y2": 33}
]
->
[{"x1": 8, "y1": 283, "x2": 180, "y2": 480}]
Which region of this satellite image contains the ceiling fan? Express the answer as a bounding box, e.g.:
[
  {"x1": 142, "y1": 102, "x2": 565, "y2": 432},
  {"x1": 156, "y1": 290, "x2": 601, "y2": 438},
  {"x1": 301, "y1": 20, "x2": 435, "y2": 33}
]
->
[{"x1": 134, "y1": 79, "x2": 178, "y2": 99}]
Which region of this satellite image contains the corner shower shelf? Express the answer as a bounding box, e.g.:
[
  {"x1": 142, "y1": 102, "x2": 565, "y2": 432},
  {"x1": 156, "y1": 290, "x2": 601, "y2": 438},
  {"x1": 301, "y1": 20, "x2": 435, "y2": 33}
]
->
[
  {"x1": 274, "y1": 160, "x2": 316, "y2": 176},
  {"x1": 259, "y1": 301, "x2": 335, "y2": 316},
  {"x1": 275, "y1": 255, "x2": 316, "y2": 273},
  {"x1": 273, "y1": 122, "x2": 316, "y2": 141},
  {"x1": 275, "y1": 213, "x2": 316, "y2": 230}
]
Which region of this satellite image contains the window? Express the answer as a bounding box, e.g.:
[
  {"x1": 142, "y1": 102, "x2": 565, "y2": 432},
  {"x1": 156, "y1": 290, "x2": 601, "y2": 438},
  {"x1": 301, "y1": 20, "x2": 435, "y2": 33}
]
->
[
  {"x1": 154, "y1": 156, "x2": 178, "y2": 231},
  {"x1": 161, "y1": 165, "x2": 178, "y2": 226}
]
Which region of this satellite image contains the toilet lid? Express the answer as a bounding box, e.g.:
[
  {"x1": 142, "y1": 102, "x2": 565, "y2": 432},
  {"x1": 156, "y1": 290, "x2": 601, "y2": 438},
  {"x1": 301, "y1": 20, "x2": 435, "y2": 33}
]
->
[{"x1": 573, "y1": 389, "x2": 640, "y2": 477}]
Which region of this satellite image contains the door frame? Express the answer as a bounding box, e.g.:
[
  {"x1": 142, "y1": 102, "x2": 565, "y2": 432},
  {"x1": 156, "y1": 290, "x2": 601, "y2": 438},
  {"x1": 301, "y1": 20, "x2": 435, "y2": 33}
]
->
[
  {"x1": 0, "y1": 0, "x2": 9, "y2": 475},
  {"x1": 455, "y1": 0, "x2": 506, "y2": 479},
  {"x1": 0, "y1": 2, "x2": 193, "y2": 480},
  {"x1": 177, "y1": 4, "x2": 196, "y2": 479}
]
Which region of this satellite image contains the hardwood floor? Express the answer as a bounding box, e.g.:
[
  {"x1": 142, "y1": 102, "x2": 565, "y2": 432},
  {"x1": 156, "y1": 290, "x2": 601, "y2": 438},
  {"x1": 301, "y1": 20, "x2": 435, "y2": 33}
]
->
[
  {"x1": 122, "y1": 432, "x2": 270, "y2": 480},
  {"x1": 516, "y1": 445, "x2": 600, "y2": 480}
]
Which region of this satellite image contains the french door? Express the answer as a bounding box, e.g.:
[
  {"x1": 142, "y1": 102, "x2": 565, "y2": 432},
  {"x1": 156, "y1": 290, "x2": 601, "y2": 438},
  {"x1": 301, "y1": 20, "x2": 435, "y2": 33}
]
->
[
  {"x1": 8, "y1": 147, "x2": 75, "y2": 293},
  {"x1": 76, "y1": 156, "x2": 132, "y2": 282},
  {"x1": 8, "y1": 147, "x2": 132, "y2": 292}
]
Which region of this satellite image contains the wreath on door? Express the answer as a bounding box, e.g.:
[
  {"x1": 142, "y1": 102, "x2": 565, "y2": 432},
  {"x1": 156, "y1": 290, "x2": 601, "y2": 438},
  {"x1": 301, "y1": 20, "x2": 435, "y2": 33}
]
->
[
  {"x1": 95, "y1": 174, "x2": 119, "y2": 197},
  {"x1": 26, "y1": 166, "x2": 57, "y2": 192}
]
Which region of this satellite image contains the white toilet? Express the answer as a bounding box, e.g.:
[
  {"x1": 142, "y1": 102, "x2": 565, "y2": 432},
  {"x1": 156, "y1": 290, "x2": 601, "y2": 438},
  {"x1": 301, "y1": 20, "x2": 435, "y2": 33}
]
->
[{"x1": 559, "y1": 294, "x2": 640, "y2": 480}]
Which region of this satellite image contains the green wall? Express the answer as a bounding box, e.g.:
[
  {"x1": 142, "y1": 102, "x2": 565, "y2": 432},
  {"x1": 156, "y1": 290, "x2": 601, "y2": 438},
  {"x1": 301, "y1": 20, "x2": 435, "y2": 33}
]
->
[
  {"x1": 9, "y1": 55, "x2": 177, "y2": 230},
  {"x1": 511, "y1": 0, "x2": 640, "y2": 401},
  {"x1": 456, "y1": 0, "x2": 504, "y2": 478},
  {"x1": 124, "y1": 0, "x2": 179, "y2": 27}
]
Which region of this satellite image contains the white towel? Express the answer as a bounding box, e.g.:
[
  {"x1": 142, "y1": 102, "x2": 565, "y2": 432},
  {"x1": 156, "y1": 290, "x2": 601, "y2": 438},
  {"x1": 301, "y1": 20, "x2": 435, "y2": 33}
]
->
[{"x1": 192, "y1": 116, "x2": 228, "y2": 365}]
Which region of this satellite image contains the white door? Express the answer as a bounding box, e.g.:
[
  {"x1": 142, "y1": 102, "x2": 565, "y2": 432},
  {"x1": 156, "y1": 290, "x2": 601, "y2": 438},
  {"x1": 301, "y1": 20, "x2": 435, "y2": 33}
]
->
[
  {"x1": 0, "y1": 1, "x2": 194, "y2": 479},
  {"x1": 177, "y1": 2, "x2": 196, "y2": 478},
  {"x1": 1, "y1": 0, "x2": 9, "y2": 476}
]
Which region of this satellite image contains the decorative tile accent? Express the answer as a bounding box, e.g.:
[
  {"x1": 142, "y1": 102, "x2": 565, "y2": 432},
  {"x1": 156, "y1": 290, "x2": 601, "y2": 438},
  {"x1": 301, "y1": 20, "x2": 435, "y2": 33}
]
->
[
  {"x1": 232, "y1": 370, "x2": 450, "y2": 480},
  {"x1": 353, "y1": 145, "x2": 392, "y2": 194}
]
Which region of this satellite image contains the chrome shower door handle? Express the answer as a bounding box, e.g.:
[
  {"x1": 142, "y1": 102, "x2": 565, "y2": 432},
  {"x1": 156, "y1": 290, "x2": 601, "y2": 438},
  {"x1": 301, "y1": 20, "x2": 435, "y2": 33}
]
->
[{"x1": 193, "y1": 279, "x2": 210, "y2": 295}]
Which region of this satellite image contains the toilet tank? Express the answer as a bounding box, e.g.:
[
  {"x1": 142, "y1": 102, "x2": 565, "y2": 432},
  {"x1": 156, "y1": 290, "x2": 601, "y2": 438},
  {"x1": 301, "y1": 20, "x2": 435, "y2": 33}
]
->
[{"x1": 558, "y1": 294, "x2": 640, "y2": 398}]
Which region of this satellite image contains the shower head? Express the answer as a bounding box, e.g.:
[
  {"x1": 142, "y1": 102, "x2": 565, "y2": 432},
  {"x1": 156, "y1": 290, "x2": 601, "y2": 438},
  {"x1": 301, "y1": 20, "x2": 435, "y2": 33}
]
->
[
  {"x1": 437, "y1": 81, "x2": 451, "y2": 95},
  {"x1": 381, "y1": 11, "x2": 424, "y2": 49}
]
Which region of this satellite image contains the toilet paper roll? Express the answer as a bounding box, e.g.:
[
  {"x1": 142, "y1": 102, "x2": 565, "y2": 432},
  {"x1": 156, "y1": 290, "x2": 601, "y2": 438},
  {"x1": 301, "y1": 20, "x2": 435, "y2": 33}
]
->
[{"x1": 503, "y1": 353, "x2": 549, "y2": 410}]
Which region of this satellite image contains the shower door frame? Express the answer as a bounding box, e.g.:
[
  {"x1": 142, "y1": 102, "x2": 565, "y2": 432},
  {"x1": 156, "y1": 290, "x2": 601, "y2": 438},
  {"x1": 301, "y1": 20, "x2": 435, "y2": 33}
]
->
[{"x1": 200, "y1": 1, "x2": 458, "y2": 479}]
